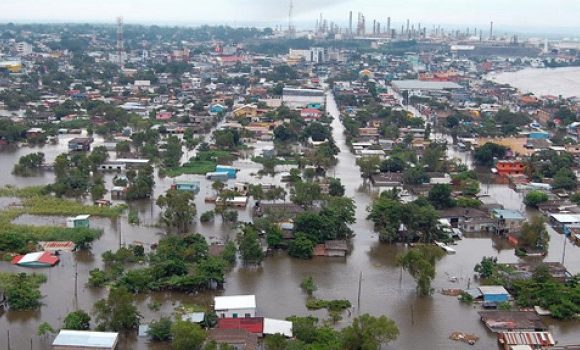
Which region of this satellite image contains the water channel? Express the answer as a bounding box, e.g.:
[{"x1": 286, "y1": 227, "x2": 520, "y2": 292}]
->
[{"x1": 0, "y1": 92, "x2": 579, "y2": 349}]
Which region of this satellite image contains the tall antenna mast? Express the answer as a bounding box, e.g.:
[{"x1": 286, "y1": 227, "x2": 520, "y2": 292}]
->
[
  {"x1": 116, "y1": 16, "x2": 124, "y2": 67},
  {"x1": 288, "y1": 0, "x2": 295, "y2": 38}
]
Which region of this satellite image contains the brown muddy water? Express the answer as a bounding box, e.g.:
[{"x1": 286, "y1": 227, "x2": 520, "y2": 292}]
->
[{"x1": 0, "y1": 94, "x2": 579, "y2": 349}]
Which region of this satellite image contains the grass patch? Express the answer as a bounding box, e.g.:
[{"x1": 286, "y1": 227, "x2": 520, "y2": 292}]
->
[
  {"x1": 0, "y1": 185, "x2": 47, "y2": 198},
  {"x1": 166, "y1": 160, "x2": 217, "y2": 177},
  {"x1": 0, "y1": 188, "x2": 126, "y2": 253},
  {"x1": 306, "y1": 299, "x2": 351, "y2": 312}
]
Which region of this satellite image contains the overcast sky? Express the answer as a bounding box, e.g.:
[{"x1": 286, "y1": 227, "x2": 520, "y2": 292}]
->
[{"x1": 1, "y1": 0, "x2": 580, "y2": 34}]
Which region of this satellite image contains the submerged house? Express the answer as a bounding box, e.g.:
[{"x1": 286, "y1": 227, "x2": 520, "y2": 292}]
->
[
  {"x1": 66, "y1": 215, "x2": 90, "y2": 228},
  {"x1": 12, "y1": 251, "x2": 60, "y2": 267},
  {"x1": 68, "y1": 137, "x2": 94, "y2": 152},
  {"x1": 52, "y1": 330, "x2": 119, "y2": 350}
]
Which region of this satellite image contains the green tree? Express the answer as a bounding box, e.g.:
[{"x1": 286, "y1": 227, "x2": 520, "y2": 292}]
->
[
  {"x1": 524, "y1": 191, "x2": 549, "y2": 207},
  {"x1": 238, "y1": 226, "x2": 264, "y2": 264},
  {"x1": 37, "y1": 322, "x2": 55, "y2": 336},
  {"x1": 519, "y1": 216, "x2": 550, "y2": 252},
  {"x1": 341, "y1": 314, "x2": 399, "y2": 350},
  {"x1": 398, "y1": 246, "x2": 444, "y2": 296},
  {"x1": 88, "y1": 146, "x2": 109, "y2": 170},
  {"x1": 356, "y1": 156, "x2": 381, "y2": 179},
  {"x1": 171, "y1": 320, "x2": 206, "y2": 350},
  {"x1": 300, "y1": 276, "x2": 317, "y2": 296},
  {"x1": 157, "y1": 189, "x2": 197, "y2": 233},
  {"x1": 93, "y1": 287, "x2": 141, "y2": 331},
  {"x1": 288, "y1": 233, "x2": 315, "y2": 259},
  {"x1": 264, "y1": 334, "x2": 288, "y2": 350},
  {"x1": 474, "y1": 256, "x2": 498, "y2": 279},
  {"x1": 473, "y1": 143, "x2": 507, "y2": 166},
  {"x1": 290, "y1": 181, "x2": 321, "y2": 207},
  {"x1": 63, "y1": 310, "x2": 91, "y2": 330},
  {"x1": 328, "y1": 178, "x2": 345, "y2": 197},
  {"x1": 163, "y1": 135, "x2": 183, "y2": 168},
  {"x1": 427, "y1": 184, "x2": 455, "y2": 209},
  {"x1": 147, "y1": 317, "x2": 173, "y2": 341},
  {"x1": 402, "y1": 166, "x2": 428, "y2": 185},
  {"x1": 553, "y1": 168, "x2": 577, "y2": 190}
]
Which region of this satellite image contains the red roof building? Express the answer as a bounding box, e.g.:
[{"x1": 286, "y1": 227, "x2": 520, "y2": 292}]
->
[
  {"x1": 12, "y1": 251, "x2": 60, "y2": 267},
  {"x1": 496, "y1": 160, "x2": 526, "y2": 177},
  {"x1": 300, "y1": 108, "x2": 323, "y2": 121},
  {"x1": 217, "y1": 317, "x2": 264, "y2": 335}
]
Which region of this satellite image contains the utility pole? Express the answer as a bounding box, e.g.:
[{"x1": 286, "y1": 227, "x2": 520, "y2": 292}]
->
[
  {"x1": 116, "y1": 16, "x2": 124, "y2": 67},
  {"x1": 357, "y1": 272, "x2": 363, "y2": 315},
  {"x1": 74, "y1": 260, "x2": 78, "y2": 310}
]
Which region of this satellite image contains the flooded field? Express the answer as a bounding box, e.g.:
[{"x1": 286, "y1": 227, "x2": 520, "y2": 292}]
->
[{"x1": 0, "y1": 93, "x2": 579, "y2": 350}]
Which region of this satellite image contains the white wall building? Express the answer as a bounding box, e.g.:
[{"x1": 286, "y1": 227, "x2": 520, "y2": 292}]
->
[{"x1": 214, "y1": 295, "x2": 256, "y2": 319}]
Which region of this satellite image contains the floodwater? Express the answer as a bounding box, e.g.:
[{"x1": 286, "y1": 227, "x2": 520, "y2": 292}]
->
[
  {"x1": 489, "y1": 67, "x2": 580, "y2": 98},
  {"x1": 0, "y1": 93, "x2": 579, "y2": 350}
]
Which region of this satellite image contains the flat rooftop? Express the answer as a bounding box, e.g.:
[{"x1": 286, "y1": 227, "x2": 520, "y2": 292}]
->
[{"x1": 392, "y1": 80, "x2": 462, "y2": 91}]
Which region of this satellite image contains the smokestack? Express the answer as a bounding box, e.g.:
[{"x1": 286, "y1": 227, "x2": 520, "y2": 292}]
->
[
  {"x1": 387, "y1": 17, "x2": 391, "y2": 37},
  {"x1": 373, "y1": 20, "x2": 376, "y2": 35},
  {"x1": 349, "y1": 11, "x2": 353, "y2": 35},
  {"x1": 406, "y1": 19, "x2": 410, "y2": 35},
  {"x1": 377, "y1": 22, "x2": 381, "y2": 35},
  {"x1": 489, "y1": 21, "x2": 494, "y2": 40}
]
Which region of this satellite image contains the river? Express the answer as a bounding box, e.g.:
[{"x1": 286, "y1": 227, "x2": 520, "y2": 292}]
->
[
  {"x1": 0, "y1": 93, "x2": 579, "y2": 349},
  {"x1": 489, "y1": 66, "x2": 580, "y2": 98}
]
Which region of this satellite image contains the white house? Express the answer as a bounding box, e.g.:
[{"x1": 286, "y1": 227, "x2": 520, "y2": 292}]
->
[{"x1": 214, "y1": 295, "x2": 256, "y2": 319}]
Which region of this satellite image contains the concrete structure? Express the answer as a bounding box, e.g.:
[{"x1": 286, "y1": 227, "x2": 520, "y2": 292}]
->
[
  {"x1": 214, "y1": 295, "x2": 256, "y2": 319},
  {"x1": 66, "y1": 215, "x2": 90, "y2": 228},
  {"x1": 52, "y1": 330, "x2": 119, "y2": 350},
  {"x1": 496, "y1": 160, "x2": 526, "y2": 176},
  {"x1": 492, "y1": 209, "x2": 526, "y2": 234},
  {"x1": 171, "y1": 181, "x2": 201, "y2": 193},
  {"x1": 68, "y1": 138, "x2": 94, "y2": 152},
  {"x1": 282, "y1": 88, "x2": 325, "y2": 109},
  {"x1": 391, "y1": 80, "x2": 462, "y2": 92}
]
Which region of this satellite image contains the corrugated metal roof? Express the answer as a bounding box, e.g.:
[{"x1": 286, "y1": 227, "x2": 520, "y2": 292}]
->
[
  {"x1": 479, "y1": 286, "x2": 509, "y2": 295},
  {"x1": 52, "y1": 330, "x2": 118, "y2": 348},
  {"x1": 500, "y1": 332, "x2": 555, "y2": 346},
  {"x1": 218, "y1": 317, "x2": 263, "y2": 334},
  {"x1": 215, "y1": 295, "x2": 256, "y2": 310},
  {"x1": 263, "y1": 318, "x2": 293, "y2": 337}
]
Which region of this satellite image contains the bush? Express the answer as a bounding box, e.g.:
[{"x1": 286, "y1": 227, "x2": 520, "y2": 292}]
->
[
  {"x1": 524, "y1": 191, "x2": 549, "y2": 207},
  {"x1": 305, "y1": 298, "x2": 351, "y2": 312},
  {"x1": 288, "y1": 233, "x2": 314, "y2": 259},
  {"x1": 148, "y1": 317, "x2": 173, "y2": 341},
  {"x1": 63, "y1": 310, "x2": 91, "y2": 330},
  {"x1": 300, "y1": 276, "x2": 317, "y2": 296},
  {"x1": 200, "y1": 210, "x2": 215, "y2": 223}
]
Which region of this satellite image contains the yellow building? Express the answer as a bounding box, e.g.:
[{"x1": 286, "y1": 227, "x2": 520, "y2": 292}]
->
[
  {"x1": 0, "y1": 61, "x2": 22, "y2": 73},
  {"x1": 232, "y1": 104, "x2": 258, "y2": 118}
]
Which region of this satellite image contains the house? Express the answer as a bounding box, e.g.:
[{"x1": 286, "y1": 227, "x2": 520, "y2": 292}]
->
[
  {"x1": 171, "y1": 181, "x2": 201, "y2": 194},
  {"x1": 216, "y1": 165, "x2": 238, "y2": 179},
  {"x1": 497, "y1": 332, "x2": 555, "y2": 350},
  {"x1": 479, "y1": 311, "x2": 547, "y2": 333},
  {"x1": 233, "y1": 104, "x2": 258, "y2": 118},
  {"x1": 52, "y1": 330, "x2": 119, "y2": 350},
  {"x1": 438, "y1": 207, "x2": 495, "y2": 233},
  {"x1": 156, "y1": 111, "x2": 172, "y2": 121},
  {"x1": 207, "y1": 329, "x2": 258, "y2": 350},
  {"x1": 12, "y1": 251, "x2": 59, "y2": 267},
  {"x1": 496, "y1": 160, "x2": 526, "y2": 176},
  {"x1": 214, "y1": 295, "x2": 256, "y2": 319},
  {"x1": 263, "y1": 318, "x2": 293, "y2": 338},
  {"x1": 492, "y1": 209, "x2": 526, "y2": 234},
  {"x1": 314, "y1": 240, "x2": 349, "y2": 257},
  {"x1": 479, "y1": 286, "x2": 510, "y2": 303},
  {"x1": 26, "y1": 128, "x2": 45, "y2": 139},
  {"x1": 111, "y1": 186, "x2": 128, "y2": 199},
  {"x1": 41, "y1": 241, "x2": 76, "y2": 253},
  {"x1": 300, "y1": 108, "x2": 323, "y2": 122},
  {"x1": 66, "y1": 215, "x2": 90, "y2": 228},
  {"x1": 218, "y1": 317, "x2": 264, "y2": 335},
  {"x1": 68, "y1": 138, "x2": 94, "y2": 152},
  {"x1": 371, "y1": 173, "x2": 403, "y2": 187}
]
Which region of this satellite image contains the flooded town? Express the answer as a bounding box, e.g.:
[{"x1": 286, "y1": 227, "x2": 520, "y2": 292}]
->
[{"x1": 0, "y1": 1, "x2": 579, "y2": 349}]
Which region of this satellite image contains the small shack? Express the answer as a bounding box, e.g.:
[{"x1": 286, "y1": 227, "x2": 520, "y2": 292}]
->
[
  {"x1": 206, "y1": 172, "x2": 230, "y2": 182},
  {"x1": 215, "y1": 165, "x2": 238, "y2": 179},
  {"x1": 68, "y1": 138, "x2": 94, "y2": 152},
  {"x1": 66, "y1": 215, "x2": 90, "y2": 228},
  {"x1": 263, "y1": 318, "x2": 293, "y2": 338},
  {"x1": 479, "y1": 311, "x2": 546, "y2": 333},
  {"x1": 497, "y1": 331, "x2": 555, "y2": 350},
  {"x1": 172, "y1": 181, "x2": 201, "y2": 194},
  {"x1": 479, "y1": 286, "x2": 510, "y2": 304},
  {"x1": 52, "y1": 330, "x2": 119, "y2": 350},
  {"x1": 12, "y1": 251, "x2": 59, "y2": 267},
  {"x1": 314, "y1": 240, "x2": 349, "y2": 257},
  {"x1": 214, "y1": 295, "x2": 256, "y2": 319}
]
